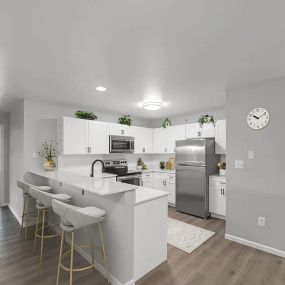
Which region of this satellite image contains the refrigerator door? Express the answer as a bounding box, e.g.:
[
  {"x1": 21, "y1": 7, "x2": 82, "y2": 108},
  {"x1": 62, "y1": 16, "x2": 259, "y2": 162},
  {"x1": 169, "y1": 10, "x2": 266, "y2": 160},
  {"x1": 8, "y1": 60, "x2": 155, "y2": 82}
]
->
[
  {"x1": 176, "y1": 163, "x2": 207, "y2": 217},
  {"x1": 176, "y1": 139, "x2": 206, "y2": 165}
]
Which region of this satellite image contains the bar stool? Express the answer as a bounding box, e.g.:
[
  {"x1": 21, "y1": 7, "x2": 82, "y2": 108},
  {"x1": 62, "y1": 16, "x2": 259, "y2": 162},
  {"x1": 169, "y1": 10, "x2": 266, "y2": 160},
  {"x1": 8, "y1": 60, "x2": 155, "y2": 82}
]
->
[
  {"x1": 29, "y1": 186, "x2": 72, "y2": 264},
  {"x1": 17, "y1": 180, "x2": 52, "y2": 240},
  {"x1": 52, "y1": 199, "x2": 109, "y2": 285}
]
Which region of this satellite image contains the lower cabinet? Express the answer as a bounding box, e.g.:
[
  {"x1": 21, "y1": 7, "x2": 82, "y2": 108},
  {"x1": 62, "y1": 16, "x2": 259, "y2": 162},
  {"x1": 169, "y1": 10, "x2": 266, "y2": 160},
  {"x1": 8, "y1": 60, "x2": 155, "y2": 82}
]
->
[
  {"x1": 153, "y1": 172, "x2": 176, "y2": 205},
  {"x1": 209, "y1": 176, "x2": 226, "y2": 217},
  {"x1": 141, "y1": 172, "x2": 154, "y2": 188}
]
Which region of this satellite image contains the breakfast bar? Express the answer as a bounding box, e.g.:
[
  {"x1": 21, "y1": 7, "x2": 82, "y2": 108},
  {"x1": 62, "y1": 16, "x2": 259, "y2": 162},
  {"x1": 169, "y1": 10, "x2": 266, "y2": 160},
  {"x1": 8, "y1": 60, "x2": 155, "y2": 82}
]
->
[{"x1": 27, "y1": 170, "x2": 168, "y2": 285}]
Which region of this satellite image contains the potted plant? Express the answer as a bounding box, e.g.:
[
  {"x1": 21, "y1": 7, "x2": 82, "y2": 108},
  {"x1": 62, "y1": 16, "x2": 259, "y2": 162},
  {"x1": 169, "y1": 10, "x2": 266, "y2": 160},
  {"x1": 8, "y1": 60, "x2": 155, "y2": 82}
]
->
[
  {"x1": 217, "y1": 162, "x2": 226, "y2": 176},
  {"x1": 160, "y1": 161, "x2": 165, "y2": 170},
  {"x1": 75, "y1": 110, "x2": 97, "y2": 120},
  {"x1": 162, "y1": 117, "x2": 171, "y2": 128},
  {"x1": 38, "y1": 141, "x2": 60, "y2": 171},
  {"x1": 137, "y1": 158, "x2": 144, "y2": 170},
  {"x1": 198, "y1": 115, "x2": 215, "y2": 128},
  {"x1": 118, "y1": 114, "x2": 132, "y2": 126}
]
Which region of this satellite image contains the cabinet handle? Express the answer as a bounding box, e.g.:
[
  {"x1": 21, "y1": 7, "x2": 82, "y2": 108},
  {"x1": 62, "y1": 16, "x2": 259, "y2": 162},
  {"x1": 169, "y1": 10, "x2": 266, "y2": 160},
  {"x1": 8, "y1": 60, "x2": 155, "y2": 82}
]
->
[
  {"x1": 143, "y1": 147, "x2": 145, "y2": 153},
  {"x1": 121, "y1": 130, "x2": 124, "y2": 135},
  {"x1": 221, "y1": 188, "x2": 223, "y2": 195},
  {"x1": 89, "y1": 147, "x2": 91, "y2": 153},
  {"x1": 165, "y1": 148, "x2": 167, "y2": 153}
]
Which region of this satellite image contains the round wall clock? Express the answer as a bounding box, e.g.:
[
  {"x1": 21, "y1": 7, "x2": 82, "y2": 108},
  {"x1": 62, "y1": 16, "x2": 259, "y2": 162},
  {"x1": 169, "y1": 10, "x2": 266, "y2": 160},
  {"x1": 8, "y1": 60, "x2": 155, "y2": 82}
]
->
[{"x1": 247, "y1": 107, "x2": 270, "y2": 130}]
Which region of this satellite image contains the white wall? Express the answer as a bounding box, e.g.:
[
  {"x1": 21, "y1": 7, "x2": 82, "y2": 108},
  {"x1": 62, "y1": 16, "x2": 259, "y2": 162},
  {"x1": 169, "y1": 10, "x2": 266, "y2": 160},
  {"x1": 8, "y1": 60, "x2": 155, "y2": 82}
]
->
[
  {"x1": 0, "y1": 112, "x2": 9, "y2": 205},
  {"x1": 150, "y1": 106, "x2": 226, "y2": 127},
  {"x1": 9, "y1": 100, "x2": 24, "y2": 219},
  {"x1": 226, "y1": 78, "x2": 285, "y2": 254}
]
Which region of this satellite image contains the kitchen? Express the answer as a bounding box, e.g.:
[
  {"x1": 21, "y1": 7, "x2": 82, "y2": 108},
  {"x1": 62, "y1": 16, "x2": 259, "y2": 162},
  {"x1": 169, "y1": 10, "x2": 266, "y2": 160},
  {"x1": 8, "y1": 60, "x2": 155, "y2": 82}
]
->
[{"x1": 1, "y1": 1, "x2": 285, "y2": 285}]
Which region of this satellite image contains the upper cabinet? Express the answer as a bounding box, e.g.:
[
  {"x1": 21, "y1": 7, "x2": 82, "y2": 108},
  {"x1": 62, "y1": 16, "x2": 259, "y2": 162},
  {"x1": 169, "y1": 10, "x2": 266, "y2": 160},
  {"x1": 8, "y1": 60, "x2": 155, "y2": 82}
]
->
[
  {"x1": 153, "y1": 128, "x2": 168, "y2": 153},
  {"x1": 186, "y1": 123, "x2": 215, "y2": 139},
  {"x1": 133, "y1": 126, "x2": 153, "y2": 154},
  {"x1": 167, "y1": 125, "x2": 186, "y2": 153},
  {"x1": 59, "y1": 117, "x2": 88, "y2": 155},
  {"x1": 109, "y1": 123, "x2": 134, "y2": 136},
  {"x1": 58, "y1": 117, "x2": 109, "y2": 155},
  {"x1": 215, "y1": 120, "x2": 226, "y2": 154},
  {"x1": 153, "y1": 125, "x2": 186, "y2": 153},
  {"x1": 88, "y1": 121, "x2": 110, "y2": 154}
]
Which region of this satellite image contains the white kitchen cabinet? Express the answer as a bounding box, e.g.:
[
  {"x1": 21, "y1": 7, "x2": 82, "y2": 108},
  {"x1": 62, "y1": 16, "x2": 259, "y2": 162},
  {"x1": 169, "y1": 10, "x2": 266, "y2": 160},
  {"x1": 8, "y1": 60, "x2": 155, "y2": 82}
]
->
[
  {"x1": 209, "y1": 176, "x2": 226, "y2": 217},
  {"x1": 153, "y1": 172, "x2": 175, "y2": 205},
  {"x1": 60, "y1": 117, "x2": 88, "y2": 154},
  {"x1": 109, "y1": 123, "x2": 134, "y2": 136},
  {"x1": 59, "y1": 117, "x2": 110, "y2": 155},
  {"x1": 215, "y1": 120, "x2": 226, "y2": 154},
  {"x1": 133, "y1": 127, "x2": 153, "y2": 154},
  {"x1": 186, "y1": 123, "x2": 215, "y2": 139},
  {"x1": 142, "y1": 172, "x2": 154, "y2": 188},
  {"x1": 152, "y1": 128, "x2": 168, "y2": 153},
  {"x1": 167, "y1": 125, "x2": 186, "y2": 153},
  {"x1": 88, "y1": 121, "x2": 110, "y2": 154}
]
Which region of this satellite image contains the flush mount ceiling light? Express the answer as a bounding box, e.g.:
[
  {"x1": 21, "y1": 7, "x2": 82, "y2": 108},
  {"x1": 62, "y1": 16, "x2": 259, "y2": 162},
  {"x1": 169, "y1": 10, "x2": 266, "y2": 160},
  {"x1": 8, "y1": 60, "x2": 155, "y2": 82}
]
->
[
  {"x1": 95, "y1": 86, "x2": 107, "y2": 92},
  {"x1": 143, "y1": 101, "x2": 162, "y2": 111}
]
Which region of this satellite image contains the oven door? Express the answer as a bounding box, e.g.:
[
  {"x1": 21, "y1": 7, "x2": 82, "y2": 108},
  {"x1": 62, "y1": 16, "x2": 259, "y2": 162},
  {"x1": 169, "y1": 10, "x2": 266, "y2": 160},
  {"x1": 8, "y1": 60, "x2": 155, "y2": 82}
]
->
[
  {"x1": 117, "y1": 175, "x2": 142, "y2": 186},
  {"x1": 109, "y1": 135, "x2": 134, "y2": 153}
]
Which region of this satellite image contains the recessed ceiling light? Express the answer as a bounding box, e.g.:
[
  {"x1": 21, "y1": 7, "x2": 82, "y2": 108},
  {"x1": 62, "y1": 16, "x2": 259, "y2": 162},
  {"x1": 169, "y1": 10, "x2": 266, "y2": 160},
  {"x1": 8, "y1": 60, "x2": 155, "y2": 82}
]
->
[
  {"x1": 95, "y1": 86, "x2": 107, "y2": 92},
  {"x1": 143, "y1": 101, "x2": 162, "y2": 111}
]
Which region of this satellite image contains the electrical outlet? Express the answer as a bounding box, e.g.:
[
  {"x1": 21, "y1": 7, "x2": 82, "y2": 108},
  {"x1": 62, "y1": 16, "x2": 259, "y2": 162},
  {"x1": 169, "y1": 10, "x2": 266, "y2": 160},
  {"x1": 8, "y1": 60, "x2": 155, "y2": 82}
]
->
[
  {"x1": 248, "y1": 151, "x2": 255, "y2": 159},
  {"x1": 258, "y1": 217, "x2": 266, "y2": 227},
  {"x1": 235, "y1": 160, "x2": 244, "y2": 169}
]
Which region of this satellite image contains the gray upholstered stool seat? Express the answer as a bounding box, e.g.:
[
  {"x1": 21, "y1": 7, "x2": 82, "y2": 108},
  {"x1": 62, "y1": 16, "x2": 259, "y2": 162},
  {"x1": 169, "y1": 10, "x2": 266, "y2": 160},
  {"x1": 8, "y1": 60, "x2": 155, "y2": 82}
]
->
[
  {"x1": 29, "y1": 186, "x2": 72, "y2": 264},
  {"x1": 17, "y1": 180, "x2": 53, "y2": 240},
  {"x1": 52, "y1": 200, "x2": 109, "y2": 285}
]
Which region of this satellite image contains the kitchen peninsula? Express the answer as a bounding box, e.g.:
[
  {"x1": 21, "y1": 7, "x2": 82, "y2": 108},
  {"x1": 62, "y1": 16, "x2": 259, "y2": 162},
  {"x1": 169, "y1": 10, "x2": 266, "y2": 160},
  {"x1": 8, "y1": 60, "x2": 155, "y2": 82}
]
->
[{"x1": 28, "y1": 169, "x2": 168, "y2": 285}]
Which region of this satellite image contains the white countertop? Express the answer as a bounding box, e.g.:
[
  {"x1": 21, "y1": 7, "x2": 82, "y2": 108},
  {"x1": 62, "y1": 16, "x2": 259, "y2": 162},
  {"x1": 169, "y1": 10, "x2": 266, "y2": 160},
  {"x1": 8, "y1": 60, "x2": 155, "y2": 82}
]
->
[
  {"x1": 134, "y1": 169, "x2": 175, "y2": 174},
  {"x1": 209, "y1": 174, "x2": 226, "y2": 179},
  {"x1": 135, "y1": 187, "x2": 169, "y2": 205},
  {"x1": 29, "y1": 169, "x2": 135, "y2": 196}
]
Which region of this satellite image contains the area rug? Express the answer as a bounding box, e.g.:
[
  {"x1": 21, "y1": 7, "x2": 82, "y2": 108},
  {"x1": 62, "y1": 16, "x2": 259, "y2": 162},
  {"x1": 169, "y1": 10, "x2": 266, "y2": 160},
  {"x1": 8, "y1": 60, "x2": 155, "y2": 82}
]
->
[{"x1": 167, "y1": 218, "x2": 215, "y2": 253}]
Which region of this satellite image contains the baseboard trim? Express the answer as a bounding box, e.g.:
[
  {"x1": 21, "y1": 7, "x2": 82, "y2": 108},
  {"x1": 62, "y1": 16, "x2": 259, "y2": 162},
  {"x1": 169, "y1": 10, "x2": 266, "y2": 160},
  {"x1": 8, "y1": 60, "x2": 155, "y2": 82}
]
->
[
  {"x1": 0, "y1": 202, "x2": 8, "y2": 207},
  {"x1": 8, "y1": 204, "x2": 22, "y2": 225},
  {"x1": 225, "y1": 234, "x2": 285, "y2": 258},
  {"x1": 211, "y1": 213, "x2": 225, "y2": 220},
  {"x1": 65, "y1": 236, "x2": 135, "y2": 285}
]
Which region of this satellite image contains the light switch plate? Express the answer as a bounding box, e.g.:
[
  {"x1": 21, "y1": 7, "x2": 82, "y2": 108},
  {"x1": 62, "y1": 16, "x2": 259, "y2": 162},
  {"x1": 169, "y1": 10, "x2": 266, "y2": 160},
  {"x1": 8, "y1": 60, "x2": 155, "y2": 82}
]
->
[
  {"x1": 235, "y1": 160, "x2": 244, "y2": 169},
  {"x1": 248, "y1": 151, "x2": 255, "y2": 159},
  {"x1": 32, "y1": 152, "x2": 38, "y2": 158}
]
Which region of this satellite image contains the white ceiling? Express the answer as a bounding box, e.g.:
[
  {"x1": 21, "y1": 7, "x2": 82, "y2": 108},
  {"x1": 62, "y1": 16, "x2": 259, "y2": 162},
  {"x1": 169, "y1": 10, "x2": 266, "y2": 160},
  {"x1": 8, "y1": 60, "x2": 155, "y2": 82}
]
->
[{"x1": 0, "y1": 0, "x2": 285, "y2": 118}]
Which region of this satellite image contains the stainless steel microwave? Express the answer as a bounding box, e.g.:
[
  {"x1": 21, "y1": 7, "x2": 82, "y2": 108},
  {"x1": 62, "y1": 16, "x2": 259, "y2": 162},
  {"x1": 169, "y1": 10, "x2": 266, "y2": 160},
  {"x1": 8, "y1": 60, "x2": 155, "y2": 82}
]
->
[{"x1": 109, "y1": 135, "x2": 134, "y2": 153}]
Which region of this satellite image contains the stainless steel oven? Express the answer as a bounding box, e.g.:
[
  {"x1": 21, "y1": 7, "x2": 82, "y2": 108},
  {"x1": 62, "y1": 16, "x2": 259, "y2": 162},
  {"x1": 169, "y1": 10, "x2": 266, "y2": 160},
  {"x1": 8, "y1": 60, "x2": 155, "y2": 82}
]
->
[
  {"x1": 109, "y1": 135, "x2": 134, "y2": 153},
  {"x1": 116, "y1": 174, "x2": 142, "y2": 186}
]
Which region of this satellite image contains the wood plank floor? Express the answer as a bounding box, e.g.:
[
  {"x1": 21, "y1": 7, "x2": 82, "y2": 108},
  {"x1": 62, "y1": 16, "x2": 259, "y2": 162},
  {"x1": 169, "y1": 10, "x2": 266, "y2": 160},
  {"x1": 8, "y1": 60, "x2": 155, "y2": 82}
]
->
[{"x1": 1, "y1": 206, "x2": 285, "y2": 285}]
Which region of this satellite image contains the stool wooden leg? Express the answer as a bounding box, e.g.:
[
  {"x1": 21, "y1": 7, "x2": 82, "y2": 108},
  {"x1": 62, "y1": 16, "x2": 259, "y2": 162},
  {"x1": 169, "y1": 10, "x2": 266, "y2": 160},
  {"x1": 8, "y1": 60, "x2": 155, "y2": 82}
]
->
[
  {"x1": 40, "y1": 209, "x2": 46, "y2": 265},
  {"x1": 24, "y1": 198, "x2": 30, "y2": 240},
  {"x1": 70, "y1": 231, "x2": 75, "y2": 285},
  {"x1": 56, "y1": 231, "x2": 65, "y2": 285},
  {"x1": 99, "y1": 223, "x2": 109, "y2": 283},
  {"x1": 33, "y1": 209, "x2": 40, "y2": 253},
  {"x1": 21, "y1": 196, "x2": 27, "y2": 237},
  {"x1": 90, "y1": 225, "x2": 95, "y2": 271}
]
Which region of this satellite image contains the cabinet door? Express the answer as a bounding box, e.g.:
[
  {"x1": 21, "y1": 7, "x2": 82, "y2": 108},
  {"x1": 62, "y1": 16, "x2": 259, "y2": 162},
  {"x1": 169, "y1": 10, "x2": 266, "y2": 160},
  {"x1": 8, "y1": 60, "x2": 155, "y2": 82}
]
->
[
  {"x1": 110, "y1": 123, "x2": 134, "y2": 136},
  {"x1": 209, "y1": 179, "x2": 226, "y2": 216},
  {"x1": 166, "y1": 175, "x2": 176, "y2": 204},
  {"x1": 133, "y1": 127, "x2": 153, "y2": 154},
  {"x1": 62, "y1": 117, "x2": 88, "y2": 154},
  {"x1": 152, "y1": 128, "x2": 168, "y2": 153},
  {"x1": 88, "y1": 121, "x2": 110, "y2": 154},
  {"x1": 185, "y1": 123, "x2": 202, "y2": 138},
  {"x1": 167, "y1": 125, "x2": 186, "y2": 153},
  {"x1": 202, "y1": 124, "x2": 215, "y2": 137},
  {"x1": 215, "y1": 120, "x2": 226, "y2": 154},
  {"x1": 153, "y1": 179, "x2": 166, "y2": 191}
]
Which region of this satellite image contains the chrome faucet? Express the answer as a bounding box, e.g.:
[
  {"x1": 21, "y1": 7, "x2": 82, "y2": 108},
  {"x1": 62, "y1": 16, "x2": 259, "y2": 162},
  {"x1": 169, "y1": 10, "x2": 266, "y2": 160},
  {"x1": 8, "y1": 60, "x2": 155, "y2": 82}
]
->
[{"x1": 90, "y1": 159, "x2": 105, "y2": 177}]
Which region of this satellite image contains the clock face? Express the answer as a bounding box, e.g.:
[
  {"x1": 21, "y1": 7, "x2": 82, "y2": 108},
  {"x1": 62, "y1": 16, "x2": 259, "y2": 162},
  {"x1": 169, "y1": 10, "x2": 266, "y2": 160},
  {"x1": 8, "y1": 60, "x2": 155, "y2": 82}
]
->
[{"x1": 247, "y1": 107, "x2": 270, "y2": 130}]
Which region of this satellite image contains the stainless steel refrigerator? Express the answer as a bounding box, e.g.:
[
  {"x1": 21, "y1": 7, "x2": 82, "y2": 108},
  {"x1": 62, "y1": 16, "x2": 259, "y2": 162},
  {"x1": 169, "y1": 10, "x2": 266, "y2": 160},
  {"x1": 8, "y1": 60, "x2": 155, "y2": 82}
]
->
[{"x1": 175, "y1": 138, "x2": 220, "y2": 218}]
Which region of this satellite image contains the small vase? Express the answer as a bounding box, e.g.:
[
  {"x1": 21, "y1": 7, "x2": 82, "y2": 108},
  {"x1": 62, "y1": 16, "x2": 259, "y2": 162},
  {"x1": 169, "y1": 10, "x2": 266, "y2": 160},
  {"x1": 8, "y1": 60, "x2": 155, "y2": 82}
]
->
[
  {"x1": 43, "y1": 159, "x2": 56, "y2": 171},
  {"x1": 219, "y1": 169, "x2": 226, "y2": 176}
]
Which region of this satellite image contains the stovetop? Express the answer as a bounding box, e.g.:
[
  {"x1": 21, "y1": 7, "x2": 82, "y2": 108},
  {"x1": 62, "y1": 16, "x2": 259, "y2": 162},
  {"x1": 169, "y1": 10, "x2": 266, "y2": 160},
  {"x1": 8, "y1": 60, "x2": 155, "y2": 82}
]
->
[{"x1": 103, "y1": 160, "x2": 142, "y2": 176}]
